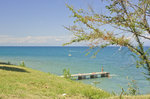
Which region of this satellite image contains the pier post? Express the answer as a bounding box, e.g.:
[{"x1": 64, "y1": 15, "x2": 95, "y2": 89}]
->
[
  {"x1": 101, "y1": 73, "x2": 110, "y2": 77},
  {"x1": 90, "y1": 75, "x2": 95, "y2": 79},
  {"x1": 78, "y1": 76, "x2": 86, "y2": 80},
  {"x1": 101, "y1": 74, "x2": 105, "y2": 77},
  {"x1": 90, "y1": 75, "x2": 98, "y2": 79},
  {"x1": 78, "y1": 76, "x2": 82, "y2": 80},
  {"x1": 106, "y1": 73, "x2": 110, "y2": 77}
]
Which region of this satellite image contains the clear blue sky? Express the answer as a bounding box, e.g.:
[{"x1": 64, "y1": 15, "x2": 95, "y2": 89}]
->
[
  {"x1": 0, "y1": 0, "x2": 108, "y2": 46},
  {"x1": 0, "y1": 0, "x2": 149, "y2": 46}
]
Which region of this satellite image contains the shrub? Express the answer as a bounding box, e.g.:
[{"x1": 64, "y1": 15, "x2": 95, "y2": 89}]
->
[
  {"x1": 20, "y1": 61, "x2": 26, "y2": 67},
  {"x1": 127, "y1": 80, "x2": 140, "y2": 95},
  {"x1": 63, "y1": 68, "x2": 71, "y2": 79}
]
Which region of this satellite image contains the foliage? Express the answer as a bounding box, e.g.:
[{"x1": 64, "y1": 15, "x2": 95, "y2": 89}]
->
[
  {"x1": 127, "y1": 80, "x2": 140, "y2": 95},
  {"x1": 65, "y1": 0, "x2": 150, "y2": 79},
  {"x1": 7, "y1": 61, "x2": 11, "y2": 65},
  {"x1": 112, "y1": 91, "x2": 116, "y2": 96},
  {"x1": 20, "y1": 61, "x2": 26, "y2": 67},
  {"x1": 63, "y1": 68, "x2": 71, "y2": 79},
  {"x1": 119, "y1": 79, "x2": 140, "y2": 97}
]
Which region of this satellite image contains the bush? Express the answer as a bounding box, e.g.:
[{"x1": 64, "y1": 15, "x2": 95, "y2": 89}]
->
[
  {"x1": 7, "y1": 61, "x2": 11, "y2": 65},
  {"x1": 20, "y1": 61, "x2": 26, "y2": 67},
  {"x1": 63, "y1": 68, "x2": 71, "y2": 79},
  {"x1": 127, "y1": 80, "x2": 140, "y2": 95},
  {"x1": 120, "y1": 79, "x2": 140, "y2": 97}
]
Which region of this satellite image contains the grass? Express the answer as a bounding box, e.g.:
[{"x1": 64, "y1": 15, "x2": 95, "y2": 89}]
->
[
  {"x1": 0, "y1": 64, "x2": 149, "y2": 99},
  {"x1": 0, "y1": 65, "x2": 111, "y2": 99}
]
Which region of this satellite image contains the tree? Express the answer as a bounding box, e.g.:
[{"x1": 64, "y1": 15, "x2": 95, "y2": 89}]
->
[{"x1": 64, "y1": 0, "x2": 150, "y2": 79}]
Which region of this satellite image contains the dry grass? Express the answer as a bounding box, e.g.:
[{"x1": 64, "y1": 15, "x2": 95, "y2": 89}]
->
[{"x1": 109, "y1": 95, "x2": 150, "y2": 99}]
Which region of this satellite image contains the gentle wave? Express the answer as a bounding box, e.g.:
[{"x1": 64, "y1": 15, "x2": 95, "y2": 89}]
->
[{"x1": 110, "y1": 74, "x2": 118, "y2": 77}]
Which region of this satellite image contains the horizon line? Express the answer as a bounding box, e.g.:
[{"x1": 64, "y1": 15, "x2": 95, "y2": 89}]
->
[{"x1": 0, "y1": 45, "x2": 149, "y2": 47}]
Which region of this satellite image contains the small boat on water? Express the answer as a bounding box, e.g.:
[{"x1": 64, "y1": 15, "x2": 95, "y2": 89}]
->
[{"x1": 68, "y1": 54, "x2": 72, "y2": 56}]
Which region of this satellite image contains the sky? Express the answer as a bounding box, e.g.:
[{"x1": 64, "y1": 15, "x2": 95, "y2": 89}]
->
[
  {"x1": 0, "y1": 0, "x2": 100, "y2": 46},
  {"x1": 0, "y1": 0, "x2": 149, "y2": 46}
]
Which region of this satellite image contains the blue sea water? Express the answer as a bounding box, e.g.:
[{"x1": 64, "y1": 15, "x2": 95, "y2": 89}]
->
[{"x1": 0, "y1": 46, "x2": 149, "y2": 94}]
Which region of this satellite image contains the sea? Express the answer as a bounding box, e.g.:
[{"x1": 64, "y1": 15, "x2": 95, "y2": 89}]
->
[{"x1": 0, "y1": 46, "x2": 149, "y2": 94}]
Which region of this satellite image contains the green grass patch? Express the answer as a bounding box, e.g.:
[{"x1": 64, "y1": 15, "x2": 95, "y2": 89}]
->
[{"x1": 0, "y1": 65, "x2": 111, "y2": 99}]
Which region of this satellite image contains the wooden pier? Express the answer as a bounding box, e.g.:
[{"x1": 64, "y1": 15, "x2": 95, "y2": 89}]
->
[{"x1": 61, "y1": 72, "x2": 110, "y2": 80}]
